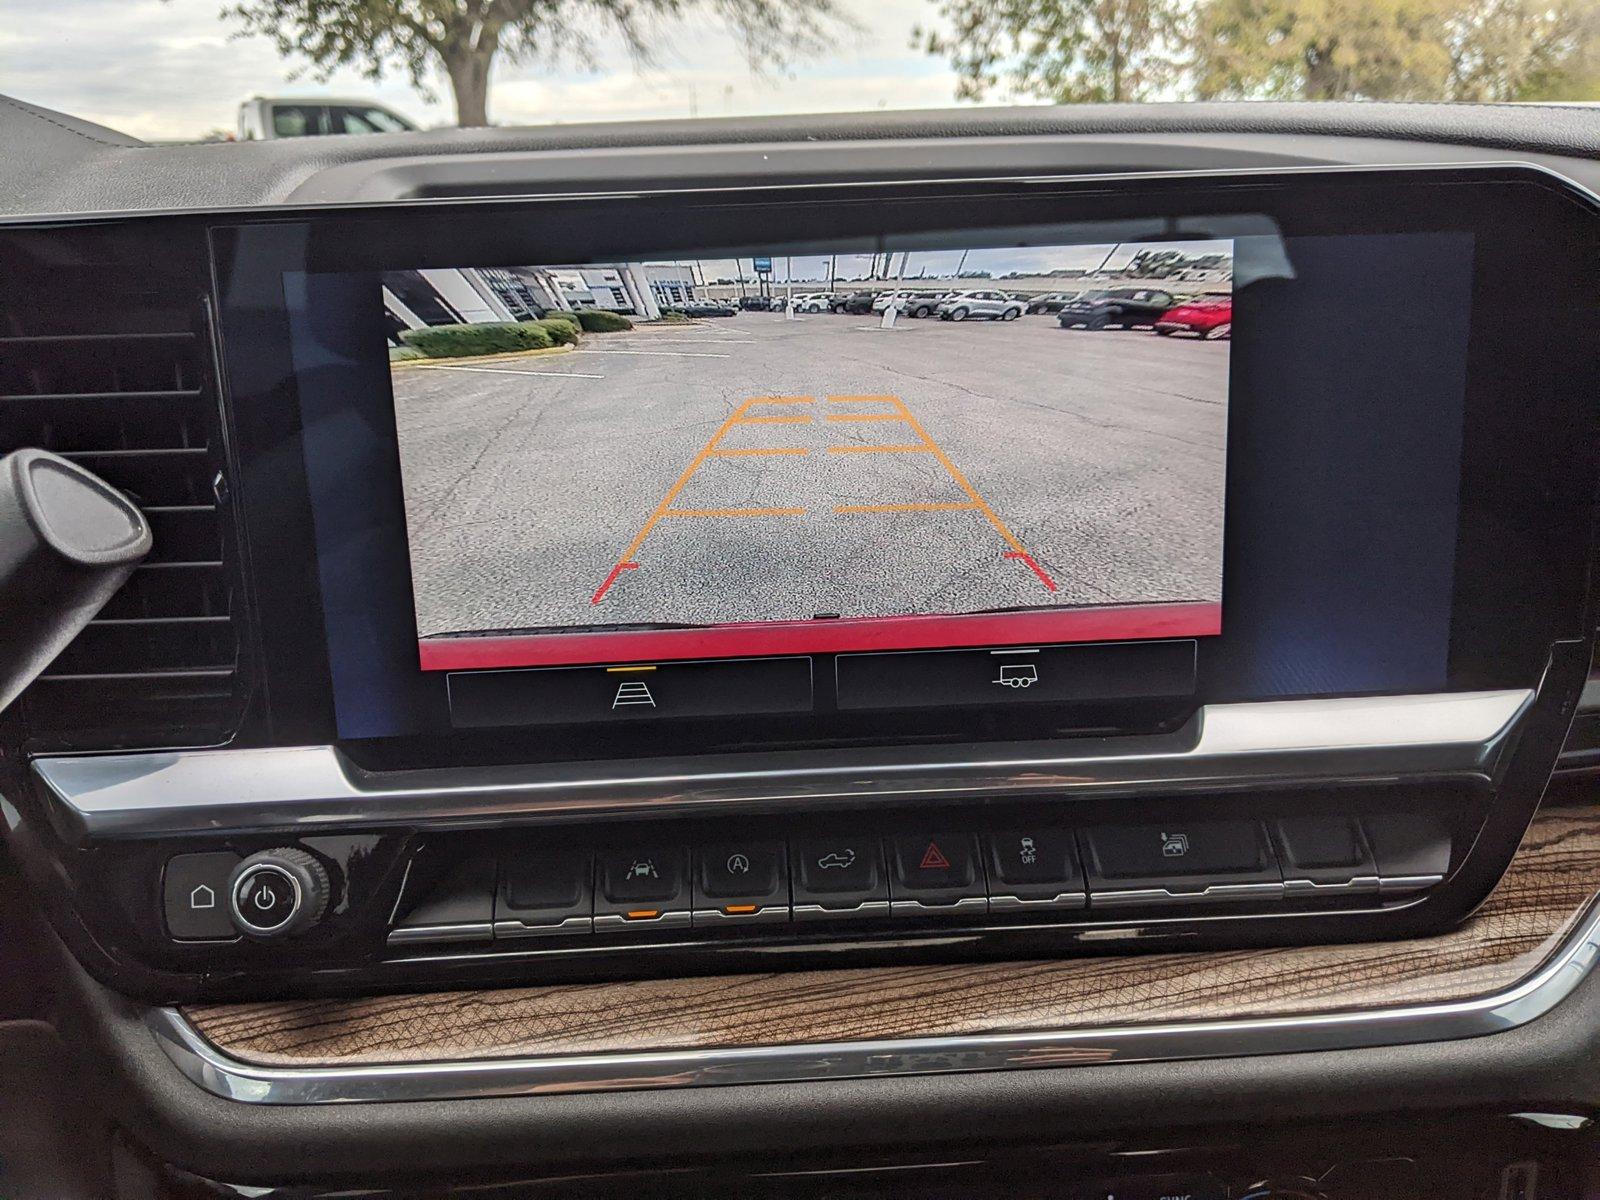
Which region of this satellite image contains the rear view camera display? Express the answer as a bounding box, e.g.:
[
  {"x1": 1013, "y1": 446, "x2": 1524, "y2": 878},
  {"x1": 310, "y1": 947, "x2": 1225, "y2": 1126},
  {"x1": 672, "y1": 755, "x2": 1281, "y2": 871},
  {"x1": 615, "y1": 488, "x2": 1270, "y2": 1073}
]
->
[{"x1": 383, "y1": 240, "x2": 1233, "y2": 669}]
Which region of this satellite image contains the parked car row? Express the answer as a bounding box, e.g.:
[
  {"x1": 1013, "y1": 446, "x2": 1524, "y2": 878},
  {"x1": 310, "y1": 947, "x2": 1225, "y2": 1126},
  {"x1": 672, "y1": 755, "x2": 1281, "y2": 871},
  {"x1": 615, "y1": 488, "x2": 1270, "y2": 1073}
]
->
[
  {"x1": 1059, "y1": 289, "x2": 1231, "y2": 339},
  {"x1": 696, "y1": 287, "x2": 1233, "y2": 338}
]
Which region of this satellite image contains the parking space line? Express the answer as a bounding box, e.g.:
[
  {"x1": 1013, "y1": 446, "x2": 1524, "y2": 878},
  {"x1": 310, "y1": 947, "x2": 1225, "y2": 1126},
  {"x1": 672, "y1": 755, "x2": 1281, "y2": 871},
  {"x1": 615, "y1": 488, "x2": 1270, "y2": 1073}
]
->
[
  {"x1": 1005, "y1": 550, "x2": 1059, "y2": 591},
  {"x1": 589, "y1": 561, "x2": 638, "y2": 605},
  {"x1": 834, "y1": 502, "x2": 980, "y2": 514},
  {"x1": 593, "y1": 384, "x2": 1058, "y2": 606},
  {"x1": 593, "y1": 396, "x2": 819, "y2": 604},
  {"x1": 887, "y1": 396, "x2": 1059, "y2": 594},
  {"x1": 569, "y1": 349, "x2": 732, "y2": 359},
  {"x1": 414, "y1": 364, "x2": 606, "y2": 380},
  {"x1": 592, "y1": 398, "x2": 758, "y2": 602},
  {"x1": 663, "y1": 507, "x2": 807, "y2": 518}
]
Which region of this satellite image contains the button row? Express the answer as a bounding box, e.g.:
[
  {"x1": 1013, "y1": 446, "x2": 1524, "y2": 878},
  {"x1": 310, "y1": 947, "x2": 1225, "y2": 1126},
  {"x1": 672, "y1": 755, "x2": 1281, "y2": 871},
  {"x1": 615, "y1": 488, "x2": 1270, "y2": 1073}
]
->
[
  {"x1": 386, "y1": 815, "x2": 1450, "y2": 947},
  {"x1": 446, "y1": 639, "x2": 1198, "y2": 729},
  {"x1": 389, "y1": 828, "x2": 1090, "y2": 945}
]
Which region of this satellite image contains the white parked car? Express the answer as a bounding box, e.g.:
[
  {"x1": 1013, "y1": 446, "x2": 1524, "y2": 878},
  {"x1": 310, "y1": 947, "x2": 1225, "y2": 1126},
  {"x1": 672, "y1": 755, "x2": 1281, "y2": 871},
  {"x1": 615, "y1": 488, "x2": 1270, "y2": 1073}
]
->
[
  {"x1": 787, "y1": 292, "x2": 835, "y2": 312},
  {"x1": 936, "y1": 289, "x2": 1026, "y2": 321},
  {"x1": 869, "y1": 289, "x2": 952, "y2": 318},
  {"x1": 238, "y1": 97, "x2": 418, "y2": 140}
]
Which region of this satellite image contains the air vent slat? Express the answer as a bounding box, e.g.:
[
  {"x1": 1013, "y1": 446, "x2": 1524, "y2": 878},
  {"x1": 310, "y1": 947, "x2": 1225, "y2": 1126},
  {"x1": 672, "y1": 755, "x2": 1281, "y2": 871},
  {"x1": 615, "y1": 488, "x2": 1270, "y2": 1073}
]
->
[
  {"x1": 44, "y1": 618, "x2": 236, "y2": 674},
  {"x1": 1, "y1": 261, "x2": 247, "y2": 750},
  {"x1": 91, "y1": 615, "x2": 233, "y2": 627},
  {"x1": 0, "y1": 389, "x2": 203, "y2": 403},
  {"x1": 0, "y1": 331, "x2": 195, "y2": 346}
]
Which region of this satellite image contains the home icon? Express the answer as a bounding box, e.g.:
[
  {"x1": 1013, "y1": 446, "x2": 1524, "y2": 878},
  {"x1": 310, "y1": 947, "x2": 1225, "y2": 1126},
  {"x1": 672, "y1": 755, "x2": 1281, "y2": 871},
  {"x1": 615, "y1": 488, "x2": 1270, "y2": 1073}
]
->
[{"x1": 188, "y1": 884, "x2": 217, "y2": 911}]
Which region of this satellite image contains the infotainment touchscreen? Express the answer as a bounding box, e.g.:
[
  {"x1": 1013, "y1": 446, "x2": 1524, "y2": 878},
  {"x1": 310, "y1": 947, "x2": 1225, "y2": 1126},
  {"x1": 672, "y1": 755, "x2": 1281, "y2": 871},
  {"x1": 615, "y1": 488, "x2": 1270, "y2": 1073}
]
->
[
  {"x1": 381, "y1": 241, "x2": 1232, "y2": 670},
  {"x1": 253, "y1": 172, "x2": 1555, "y2": 746}
]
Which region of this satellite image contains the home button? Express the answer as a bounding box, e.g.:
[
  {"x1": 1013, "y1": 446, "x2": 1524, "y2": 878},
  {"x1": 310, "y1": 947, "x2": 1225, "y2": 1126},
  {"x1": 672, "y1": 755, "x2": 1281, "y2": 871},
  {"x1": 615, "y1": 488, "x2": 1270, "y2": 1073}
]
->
[{"x1": 162, "y1": 851, "x2": 241, "y2": 942}]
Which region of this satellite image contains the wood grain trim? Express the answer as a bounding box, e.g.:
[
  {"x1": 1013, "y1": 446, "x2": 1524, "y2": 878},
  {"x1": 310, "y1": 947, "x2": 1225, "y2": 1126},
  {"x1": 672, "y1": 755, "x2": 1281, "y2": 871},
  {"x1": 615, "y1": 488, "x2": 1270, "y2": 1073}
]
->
[{"x1": 183, "y1": 803, "x2": 1600, "y2": 1068}]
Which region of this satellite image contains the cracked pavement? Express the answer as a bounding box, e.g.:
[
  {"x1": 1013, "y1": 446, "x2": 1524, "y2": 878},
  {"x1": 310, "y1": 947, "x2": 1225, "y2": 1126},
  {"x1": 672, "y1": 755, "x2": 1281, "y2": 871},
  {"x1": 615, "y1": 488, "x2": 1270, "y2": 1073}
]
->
[{"x1": 391, "y1": 315, "x2": 1229, "y2": 637}]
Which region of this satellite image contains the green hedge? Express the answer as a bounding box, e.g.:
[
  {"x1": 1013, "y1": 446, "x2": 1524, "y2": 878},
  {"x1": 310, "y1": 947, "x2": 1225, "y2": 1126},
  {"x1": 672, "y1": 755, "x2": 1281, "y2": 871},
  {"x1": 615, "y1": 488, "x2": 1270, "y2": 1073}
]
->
[
  {"x1": 564, "y1": 308, "x2": 633, "y2": 332},
  {"x1": 399, "y1": 321, "x2": 555, "y2": 359},
  {"x1": 530, "y1": 317, "x2": 580, "y2": 346}
]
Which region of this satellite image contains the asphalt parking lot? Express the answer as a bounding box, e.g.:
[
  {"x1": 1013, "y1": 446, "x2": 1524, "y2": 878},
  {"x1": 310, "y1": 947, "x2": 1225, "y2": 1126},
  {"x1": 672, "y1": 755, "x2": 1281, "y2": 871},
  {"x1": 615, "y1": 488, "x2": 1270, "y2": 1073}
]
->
[{"x1": 391, "y1": 312, "x2": 1229, "y2": 638}]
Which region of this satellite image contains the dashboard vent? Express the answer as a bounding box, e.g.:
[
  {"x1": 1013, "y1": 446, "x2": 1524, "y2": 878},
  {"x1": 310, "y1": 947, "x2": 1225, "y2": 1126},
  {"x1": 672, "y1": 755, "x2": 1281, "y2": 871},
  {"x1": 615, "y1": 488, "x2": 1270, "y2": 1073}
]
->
[{"x1": 0, "y1": 265, "x2": 249, "y2": 751}]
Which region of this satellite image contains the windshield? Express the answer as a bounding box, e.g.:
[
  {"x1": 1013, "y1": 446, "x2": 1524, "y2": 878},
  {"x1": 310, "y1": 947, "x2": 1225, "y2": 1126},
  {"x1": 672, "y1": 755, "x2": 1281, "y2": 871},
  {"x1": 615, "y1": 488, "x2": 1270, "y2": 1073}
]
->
[{"x1": 12, "y1": 0, "x2": 1599, "y2": 143}]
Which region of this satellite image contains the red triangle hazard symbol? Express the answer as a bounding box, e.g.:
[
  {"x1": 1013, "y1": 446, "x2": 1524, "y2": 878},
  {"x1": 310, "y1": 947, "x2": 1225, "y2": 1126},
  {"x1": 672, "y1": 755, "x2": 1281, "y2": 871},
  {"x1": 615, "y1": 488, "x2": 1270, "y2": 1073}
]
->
[{"x1": 920, "y1": 841, "x2": 951, "y2": 870}]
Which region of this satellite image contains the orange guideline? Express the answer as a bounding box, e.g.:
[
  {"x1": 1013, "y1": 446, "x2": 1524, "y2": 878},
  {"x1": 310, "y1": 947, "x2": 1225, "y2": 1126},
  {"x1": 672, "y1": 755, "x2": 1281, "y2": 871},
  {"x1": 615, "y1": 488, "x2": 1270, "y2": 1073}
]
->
[
  {"x1": 590, "y1": 393, "x2": 1056, "y2": 605},
  {"x1": 826, "y1": 396, "x2": 1058, "y2": 593},
  {"x1": 590, "y1": 397, "x2": 812, "y2": 604}
]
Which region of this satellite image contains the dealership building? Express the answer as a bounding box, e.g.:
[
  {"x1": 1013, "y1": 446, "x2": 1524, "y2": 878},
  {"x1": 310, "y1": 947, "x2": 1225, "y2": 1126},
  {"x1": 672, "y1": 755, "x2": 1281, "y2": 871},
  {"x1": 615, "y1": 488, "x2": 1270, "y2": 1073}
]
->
[{"x1": 382, "y1": 263, "x2": 701, "y2": 338}]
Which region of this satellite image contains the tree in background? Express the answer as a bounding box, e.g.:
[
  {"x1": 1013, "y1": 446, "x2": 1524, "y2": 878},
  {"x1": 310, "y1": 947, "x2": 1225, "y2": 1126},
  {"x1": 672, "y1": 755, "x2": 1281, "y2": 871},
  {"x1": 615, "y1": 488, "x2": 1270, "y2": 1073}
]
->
[
  {"x1": 921, "y1": 0, "x2": 1600, "y2": 102},
  {"x1": 225, "y1": 0, "x2": 846, "y2": 127},
  {"x1": 913, "y1": 0, "x2": 1188, "y2": 103},
  {"x1": 1193, "y1": 0, "x2": 1458, "y2": 100},
  {"x1": 1445, "y1": 0, "x2": 1600, "y2": 100}
]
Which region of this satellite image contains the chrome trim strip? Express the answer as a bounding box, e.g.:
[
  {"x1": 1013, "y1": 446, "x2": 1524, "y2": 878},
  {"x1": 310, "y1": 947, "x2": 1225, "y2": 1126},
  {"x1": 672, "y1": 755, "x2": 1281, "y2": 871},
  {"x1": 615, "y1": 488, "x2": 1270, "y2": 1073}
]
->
[
  {"x1": 147, "y1": 892, "x2": 1600, "y2": 1106},
  {"x1": 34, "y1": 690, "x2": 1533, "y2": 842},
  {"x1": 1380, "y1": 873, "x2": 1447, "y2": 894},
  {"x1": 988, "y1": 892, "x2": 1088, "y2": 911},
  {"x1": 890, "y1": 896, "x2": 990, "y2": 917},
  {"x1": 593, "y1": 911, "x2": 693, "y2": 932},
  {"x1": 1283, "y1": 875, "x2": 1382, "y2": 897},
  {"x1": 1092, "y1": 881, "x2": 1285, "y2": 908},
  {"x1": 385, "y1": 922, "x2": 492, "y2": 946},
  {"x1": 491, "y1": 916, "x2": 594, "y2": 939},
  {"x1": 793, "y1": 900, "x2": 891, "y2": 922},
  {"x1": 692, "y1": 906, "x2": 791, "y2": 925}
]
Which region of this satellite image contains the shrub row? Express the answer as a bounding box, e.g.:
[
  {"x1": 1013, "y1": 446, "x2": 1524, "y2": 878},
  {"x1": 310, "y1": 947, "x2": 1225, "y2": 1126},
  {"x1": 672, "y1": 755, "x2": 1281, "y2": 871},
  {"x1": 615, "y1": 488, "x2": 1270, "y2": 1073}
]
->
[
  {"x1": 563, "y1": 308, "x2": 633, "y2": 332},
  {"x1": 398, "y1": 316, "x2": 590, "y2": 359}
]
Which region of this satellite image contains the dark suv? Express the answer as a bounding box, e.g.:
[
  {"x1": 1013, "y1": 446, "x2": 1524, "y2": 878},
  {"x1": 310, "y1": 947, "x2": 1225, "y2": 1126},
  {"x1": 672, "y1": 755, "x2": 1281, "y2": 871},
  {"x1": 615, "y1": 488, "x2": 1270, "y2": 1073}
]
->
[{"x1": 1057, "y1": 288, "x2": 1177, "y2": 330}]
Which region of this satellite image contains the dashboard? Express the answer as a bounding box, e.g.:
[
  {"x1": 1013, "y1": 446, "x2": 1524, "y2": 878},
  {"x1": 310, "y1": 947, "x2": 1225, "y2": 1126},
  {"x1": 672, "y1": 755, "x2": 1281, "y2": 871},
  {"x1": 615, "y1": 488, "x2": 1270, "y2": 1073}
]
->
[{"x1": 5, "y1": 100, "x2": 1600, "y2": 1198}]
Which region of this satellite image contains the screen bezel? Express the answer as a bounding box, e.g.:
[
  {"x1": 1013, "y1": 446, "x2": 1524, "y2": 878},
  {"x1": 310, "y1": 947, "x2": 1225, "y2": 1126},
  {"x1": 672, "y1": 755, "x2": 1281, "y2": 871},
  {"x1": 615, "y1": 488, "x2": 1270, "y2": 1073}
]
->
[{"x1": 210, "y1": 164, "x2": 1600, "y2": 766}]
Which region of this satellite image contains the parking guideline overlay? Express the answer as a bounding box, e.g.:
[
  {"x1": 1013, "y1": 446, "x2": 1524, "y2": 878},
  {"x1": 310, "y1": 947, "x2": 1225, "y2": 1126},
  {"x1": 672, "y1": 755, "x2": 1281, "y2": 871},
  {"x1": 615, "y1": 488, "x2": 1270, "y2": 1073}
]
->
[{"x1": 591, "y1": 393, "x2": 1058, "y2": 608}]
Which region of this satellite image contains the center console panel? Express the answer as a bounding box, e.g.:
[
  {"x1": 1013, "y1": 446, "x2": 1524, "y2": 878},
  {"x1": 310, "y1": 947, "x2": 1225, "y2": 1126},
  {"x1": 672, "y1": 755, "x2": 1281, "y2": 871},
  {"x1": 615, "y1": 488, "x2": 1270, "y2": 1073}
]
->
[{"x1": 1, "y1": 162, "x2": 1598, "y2": 1008}]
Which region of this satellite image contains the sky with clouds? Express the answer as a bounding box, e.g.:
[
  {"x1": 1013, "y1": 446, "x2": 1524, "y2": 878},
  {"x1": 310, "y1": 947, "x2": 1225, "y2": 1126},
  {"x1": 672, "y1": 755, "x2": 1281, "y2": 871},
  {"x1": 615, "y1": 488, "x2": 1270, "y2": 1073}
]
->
[{"x1": 0, "y1": 0, "x2": 1024, "y2": 141}]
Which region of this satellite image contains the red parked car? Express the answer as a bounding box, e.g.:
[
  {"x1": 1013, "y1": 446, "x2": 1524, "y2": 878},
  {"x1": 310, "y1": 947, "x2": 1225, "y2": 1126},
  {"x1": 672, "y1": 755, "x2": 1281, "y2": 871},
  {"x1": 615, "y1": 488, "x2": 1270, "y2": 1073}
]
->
[{"x1": 1155, "y1": 295, "x2": 1232, "y2": 339}]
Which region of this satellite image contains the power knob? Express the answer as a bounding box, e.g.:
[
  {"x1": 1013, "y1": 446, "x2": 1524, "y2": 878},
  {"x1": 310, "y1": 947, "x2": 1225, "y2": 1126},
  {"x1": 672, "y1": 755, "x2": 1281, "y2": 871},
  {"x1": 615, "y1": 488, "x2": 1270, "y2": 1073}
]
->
[{"x1": 228, "y1": 848, "x2": 330, "y2": 939}]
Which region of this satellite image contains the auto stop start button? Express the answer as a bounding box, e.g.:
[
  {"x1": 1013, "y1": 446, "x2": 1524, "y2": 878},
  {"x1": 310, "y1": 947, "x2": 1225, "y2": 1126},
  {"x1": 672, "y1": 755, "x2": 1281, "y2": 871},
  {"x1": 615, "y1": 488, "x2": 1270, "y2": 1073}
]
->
[{"x1": 230, "y1": 864, "x2": 300, "y2": 933}]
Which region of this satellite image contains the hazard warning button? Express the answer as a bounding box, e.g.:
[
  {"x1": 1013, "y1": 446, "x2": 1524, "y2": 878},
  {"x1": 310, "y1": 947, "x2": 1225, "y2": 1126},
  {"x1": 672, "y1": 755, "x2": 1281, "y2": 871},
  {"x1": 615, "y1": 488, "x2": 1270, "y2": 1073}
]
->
[{"x1": 887, "y1": 833, "x2": 985, "y2": 915}]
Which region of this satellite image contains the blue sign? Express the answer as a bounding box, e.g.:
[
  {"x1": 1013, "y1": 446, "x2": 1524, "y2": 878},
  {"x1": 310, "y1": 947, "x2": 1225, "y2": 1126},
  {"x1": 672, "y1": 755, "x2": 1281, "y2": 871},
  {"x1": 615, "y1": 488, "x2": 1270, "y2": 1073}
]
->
[{"x1": 752, "y1": 257, "x2": 773, "y2": 274}]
